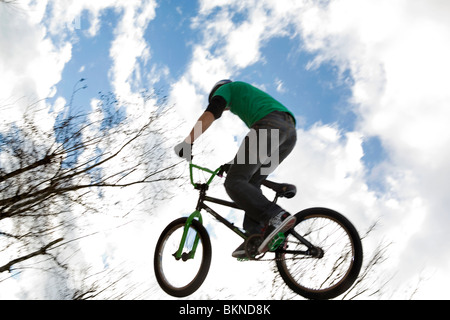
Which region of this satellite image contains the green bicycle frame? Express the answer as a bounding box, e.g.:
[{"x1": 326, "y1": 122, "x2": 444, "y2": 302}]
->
[
  {"x1": 189, "y1": 163, "x2": 222, "y2": 188},
  {"x1": 174, "y1": 163, "x2": 222, "y2": 260},
  {"x1": 174, "y1": 162, "x2": 301, "y2": 260},
  {"x1": 173, "y1": 209, "x2": 203, "y2": 260}
]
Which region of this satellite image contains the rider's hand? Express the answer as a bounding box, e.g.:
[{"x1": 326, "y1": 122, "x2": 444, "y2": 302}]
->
[
  {"x1": 174, "y1": 141, "x2": 193, "y2": 161},
  {"x1": 218, "y1": 163, "x2": 231, "y2": 177}
]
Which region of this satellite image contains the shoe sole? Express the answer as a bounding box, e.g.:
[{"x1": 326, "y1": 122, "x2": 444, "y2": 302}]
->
[
  {"x1": 258, "y1": 216, "x2": 296, "y2": 254},
  {"x1": 232, "y1": 250, "x2": 246, "y2": 259}
]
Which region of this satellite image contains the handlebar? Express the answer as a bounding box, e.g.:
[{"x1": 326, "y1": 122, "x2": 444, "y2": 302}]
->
[{"x1": 189, "y1": 163, "x2": 229, "y2": 189}]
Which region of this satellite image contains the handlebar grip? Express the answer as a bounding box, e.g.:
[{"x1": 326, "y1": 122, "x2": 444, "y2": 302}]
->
[{"x1": 217, "y1": 163, "x2": 231, "y2": 177}]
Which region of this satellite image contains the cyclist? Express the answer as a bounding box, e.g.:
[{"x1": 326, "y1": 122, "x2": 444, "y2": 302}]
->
[{"x1": 175, "y1": 80, "x2": 297, "y2": 258}]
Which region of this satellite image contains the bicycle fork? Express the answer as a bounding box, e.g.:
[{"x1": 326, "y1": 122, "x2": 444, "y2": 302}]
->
[{"x1": 173, "y1": 210, "x2": 203, "y2": 261}]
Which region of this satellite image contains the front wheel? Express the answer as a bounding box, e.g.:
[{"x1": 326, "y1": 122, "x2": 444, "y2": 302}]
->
[
  {"x1": 276, "y1": 208, "x2": 363, "y2": 300},
  {"x1": 154, "y1": 217, "x2": 212, "y2": 297}
]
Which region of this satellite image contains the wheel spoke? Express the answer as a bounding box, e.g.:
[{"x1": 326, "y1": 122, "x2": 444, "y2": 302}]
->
[
  {"x1": 154, "y1": 218, "x2": 212, "y2": 297},
  {"x1": 275, "y1": 209, "x2": 363, "y2": 300}
]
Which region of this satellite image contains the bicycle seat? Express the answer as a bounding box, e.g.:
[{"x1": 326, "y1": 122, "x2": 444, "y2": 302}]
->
[{"x1": 262, "y1": 180, "x2": 297, "y2": 199}]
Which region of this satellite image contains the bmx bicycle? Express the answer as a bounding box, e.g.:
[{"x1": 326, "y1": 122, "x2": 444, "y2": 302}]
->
[{"x1": 154, "y1": 162, "x2": 363, "y2": 300}]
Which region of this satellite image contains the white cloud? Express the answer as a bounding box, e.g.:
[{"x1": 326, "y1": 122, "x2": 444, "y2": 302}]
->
[
  {"x1": 169, "y1": 76, "x2": 205, "y2": 123},
  {"x1": 0, "y1": 0, "x2": 163, "y2": 299},
  {"x1": 45, "y1": 0, "x2": 119, "y2": 37},
  {"x1": 4, "y1": 0, "x2": 449, "y2": 299},
  {"x1": 295, "y1": 0, "x2": 450, "y2": 160},
  {"x1": 187, "y1": 46, "x2": 230, "y2": 93},
  {"x1": 186, "y1": 0, "x2": 299, "y2": 93},
  {"x1": 22, "y1": 0, "x2": 159, "y2": 100},
  {"x1": 108, "y1": 0, "x2": 157, "y2": 97},
  {"x1": 275, "y1": 78, "x2": 286, "y2": 93},
  {"x1": 0, "y1": 1, "x2": 70, "y2": 127},
  {"x1": 168, "y1": 0, "x2": 450, "y2": 298},
  {"x1": 288, "y1": 0, "x2": 450, "y2": 298}
]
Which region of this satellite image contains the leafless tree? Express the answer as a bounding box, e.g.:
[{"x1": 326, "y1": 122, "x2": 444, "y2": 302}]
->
[
  {"x1": 0, "y1": 0, "x2": 22, "y2": 14},
  {"x1": 0, "y1": 82, "x2": 181, "y2": 298},
  {"x1": 268, "y1": 221, "x2": 417, "y2": 300},
  {"x1": 0, "y1": 0, "x2": 19, "y2": 4},
  {"x1": 339, "y1": 223, "x2": 394, "y2": 299}
]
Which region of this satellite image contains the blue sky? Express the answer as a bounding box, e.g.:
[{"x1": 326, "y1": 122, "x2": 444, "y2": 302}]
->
[
  {"x1": 53, "y1": 2, "x2": 355, "y2": 132},
  {"x1": 51, "y1": 1, "x2": 370, "y2": 174},
  {"x1": 2, "y1": 0, "x2": 450, "y2": 299}
]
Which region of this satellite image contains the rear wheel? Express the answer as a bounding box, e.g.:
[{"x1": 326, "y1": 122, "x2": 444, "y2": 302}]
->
[
  {"x1": 276, "y1": 208, "x2": 363, "y2": 300},
  {"x1": 154, "y1": 217, "x2": 212, "y2": 297}
]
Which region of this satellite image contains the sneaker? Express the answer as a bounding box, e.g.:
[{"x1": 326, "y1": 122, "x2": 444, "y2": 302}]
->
[
  {"x1": 231, "y1": 242, "x2": 246, "y2": 259},
  {"x1": 258, "y1": 211, "x2": 296, "y2": 254}
]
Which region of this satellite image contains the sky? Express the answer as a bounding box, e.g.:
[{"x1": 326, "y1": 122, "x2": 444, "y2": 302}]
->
[{"x1": 1, "y1": 0, "x2": 450, "y2": 299}]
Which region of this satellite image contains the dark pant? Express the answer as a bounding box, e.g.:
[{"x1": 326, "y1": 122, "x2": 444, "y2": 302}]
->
[{"x1": 224, "y1": 111, "x2": 297, "y2": 234}]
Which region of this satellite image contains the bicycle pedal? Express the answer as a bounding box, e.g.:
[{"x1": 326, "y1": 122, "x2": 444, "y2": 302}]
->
[{"x1": 269, "y1": 232, "x2": 286, "y2": 251}]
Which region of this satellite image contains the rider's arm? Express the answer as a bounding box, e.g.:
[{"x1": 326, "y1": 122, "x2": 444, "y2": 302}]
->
[
  {"x1": 184, "y1": 96, "x2": 228, "y2": 144},
  {"x1": 184, "y1": 111, "x2": 216, "y2": 144}
]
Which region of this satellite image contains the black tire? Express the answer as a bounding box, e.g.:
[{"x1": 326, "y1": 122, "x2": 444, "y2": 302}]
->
[
  {"x1": 154, "y1": 217, "x2": 212, "y2": 297},
  {"x1": 276, "y1": 207, "x2": 363, "y2": 300}
]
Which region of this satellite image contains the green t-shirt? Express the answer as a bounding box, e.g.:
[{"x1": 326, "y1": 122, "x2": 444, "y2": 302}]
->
[{"x1": 212, "y1": 81, "x2": 295, "y2": 128}]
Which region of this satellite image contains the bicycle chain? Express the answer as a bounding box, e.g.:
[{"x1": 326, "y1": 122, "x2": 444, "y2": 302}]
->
[
  {"x1": 237, "y1": 255, "x2": 309, "y2": 262},
  {"x1": 238, "y1": 240, "x2": 310, "y2": 262}
]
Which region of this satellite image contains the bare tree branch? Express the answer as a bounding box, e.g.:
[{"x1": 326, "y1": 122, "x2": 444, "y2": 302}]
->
[
  {"x1": 0, "y1": 85, "x2": 180, "y2": 299},
  {"x1": 0, "y1": 238, "x2": 63, "y2": 273}
]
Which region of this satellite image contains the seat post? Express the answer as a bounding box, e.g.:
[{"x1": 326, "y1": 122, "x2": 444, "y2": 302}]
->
[{"x1": 272, "y1": 193, "x2": 279, "y2": 204}]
